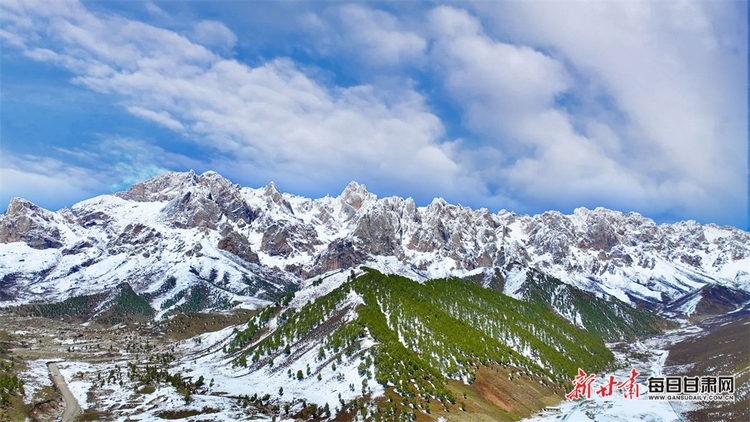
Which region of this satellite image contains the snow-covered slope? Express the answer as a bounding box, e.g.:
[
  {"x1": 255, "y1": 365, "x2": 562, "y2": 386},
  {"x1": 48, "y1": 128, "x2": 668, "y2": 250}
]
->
[
  {"x1": 0, "y1": 172, "x2": 298, "y2": 315},
  {"x1": 1, "y1": 170, "x2": 748, "y2": 314}
]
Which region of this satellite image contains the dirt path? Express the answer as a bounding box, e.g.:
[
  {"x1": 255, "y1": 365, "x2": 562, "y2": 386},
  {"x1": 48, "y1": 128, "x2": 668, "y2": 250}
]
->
[{"x1": 48, "y1": 363, "x2": 82, "y2": 422}]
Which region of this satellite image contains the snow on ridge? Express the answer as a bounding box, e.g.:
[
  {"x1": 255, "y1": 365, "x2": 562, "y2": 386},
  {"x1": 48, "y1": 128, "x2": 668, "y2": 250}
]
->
[
  {"x1": 290, "y1": 269, "x2": 352, "y2": 309},
  {"x1": 19, "y1": 360, "x2": 53, "y2": 403},
  {"x1": 173, "y1": 288, "x2": 380, "y2": 414},
  {"x1": 0, "y1": 242, "x2": 60, "y2": 275},
  {"x1": 674, "y1": 293, "x2": 702, "y2": 316},
  {"x1": 503, "y1": 265, "x2": 528, "y2": 299},
  {"x1": 2, "y1": 169, "x2": 749, "y2": 316}
]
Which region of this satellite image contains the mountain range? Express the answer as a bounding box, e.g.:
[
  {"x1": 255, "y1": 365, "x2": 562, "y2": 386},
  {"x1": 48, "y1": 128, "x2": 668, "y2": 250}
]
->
[
  {"x1": 2, "y1": 170, "x2": 749, "y2": 421},
  {"x1": 1, "y1": 170, "x2": 748, "y2": 321}
]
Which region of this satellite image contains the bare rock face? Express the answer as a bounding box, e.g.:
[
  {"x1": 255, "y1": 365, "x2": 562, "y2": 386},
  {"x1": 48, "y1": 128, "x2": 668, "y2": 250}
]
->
[
  {"x1": 200, "y1": 171, "x2": 258, "y2": 225},
  {"x1": 352, "y1": 212, "x2": 401, "y2": 257},
  {"x1": 162, "y1": 190, "x2": 223, "y2": 229},
  {"x1": 405, "y1": 199, "x2": 451, "y2": 253},
  {"x1": 136, "y1": 171, "x2": 258, "y2": 229},
  {"x1": 2, "y1": 170, "x2": 749, "y2": 314},
  {"x1": 0, "y1": 198, "x2": 63, "y2": 249},
  {"x1": 61, "y1": 241, "x2": 93, "y2": 256},
  {"x1": 340, "y1": 181, "x2": 375, "y2": 211},
  {"x1": 584, "y1": 218, "x2": 619, "y2": 251},
  {"x1": 110, "y1": 223, "x2": 162, "y2": 251},
  {"x1": 116, "y1": 171, "x2": 200, "y2": 202},
  {"x1": 263, "y1": 182, "x2": 295, "y2": 215},
  {"x1": 261, "y1": 224, "x2": 294, "y2": 257},
  {"x1": 76, "y1": 210, "x2": 112, "y2": 229},
  {"x1": 313, "y1": 239, "x2": 367, "y2": 275},
  {"x1": 218, "y1": 229, "x2": 260, "y2": 264},
  {"x1": 27, "y1": 391, "x2": 65, "y2": 422},
  {"x1": 260, "y1": 222, "x2": 318, "y2": 257}
]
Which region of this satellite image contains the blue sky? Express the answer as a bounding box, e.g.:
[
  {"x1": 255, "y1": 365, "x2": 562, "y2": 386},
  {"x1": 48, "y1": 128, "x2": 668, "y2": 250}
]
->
[{"x1": 1, "y1": 0, "x2": 747, "y2": 229}]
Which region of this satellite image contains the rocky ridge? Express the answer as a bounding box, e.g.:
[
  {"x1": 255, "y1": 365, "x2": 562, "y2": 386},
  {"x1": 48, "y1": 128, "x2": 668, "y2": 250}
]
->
[{"x1": 1, "y1": 170, "x2": 748, "y2": 315}]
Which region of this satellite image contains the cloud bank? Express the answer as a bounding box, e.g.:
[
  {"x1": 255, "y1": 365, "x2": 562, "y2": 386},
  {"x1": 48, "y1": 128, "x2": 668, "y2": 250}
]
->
[{"x1": 0, "y1": 0, "x2": 746, "y2": 228}]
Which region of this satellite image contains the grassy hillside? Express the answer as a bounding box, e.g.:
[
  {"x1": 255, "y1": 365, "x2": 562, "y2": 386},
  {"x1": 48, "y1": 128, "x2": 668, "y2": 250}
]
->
[
  {"x1": 94, "y1": 283, "x2": 155, "y2": 325},
  {"x1": 516, "y1": 270, "x2": 673, "y2": 341},
  {"x1": 230, "y1": 268, "x2": 617, "y2": 418},
  {"x1": 12, "y1": 292, "x2": 108, "y2": 322},
  {"x1": 0, "y1": 365, "x2": 24, "y2": 421},
  {"x1": 11, "y1": 283, "x2": 154, "y2": 326}
]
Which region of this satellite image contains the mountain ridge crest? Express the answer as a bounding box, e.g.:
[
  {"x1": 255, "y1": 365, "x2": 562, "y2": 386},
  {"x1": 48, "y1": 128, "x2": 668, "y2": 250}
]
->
[{"x1": 1, "y1": 170, "x2": 748, "y2": 316}]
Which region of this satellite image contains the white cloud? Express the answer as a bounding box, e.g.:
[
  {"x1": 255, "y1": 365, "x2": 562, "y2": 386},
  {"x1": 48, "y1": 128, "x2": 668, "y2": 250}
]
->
[
  {"x1": 430, "y1": 4, "x2": 746, "y2": 225},
  {"x1": 336, "y1": 4, "x2": 426, "y2": 66},
  {"x1": 0, "y1": 0, "x2": 466, "y2": 202},
  {"x1": 0, "y1": 138, "x2": 180, "y2": 210},
  {"x1": 60, "y1": 137, "x2": 186, "y2": 180},
  {"x1": 126, "y1": 106, "x2": 185, "y2": 131},
  {"x1": 0, "y1": 155, "x2": 105, "y2": 210},
  {"x1": 0, "y1": 27, "x2": 24, "y2": 47},
  {"x1": 108, "y1": 164, "x2": 170, "y2": 193},
  {"x1": 0, "y1": 150, "x2": 165, "y2": 212},
  {"x1": 428, "y1": 6, "x2": 569, "y2": 139},
  {"x1": 190, "y1": 20, "x2": 237, "y2": 50},
  {"x1": 302, "y1": 4, "x2": 427, "y2": 69},
  {"x1": 144, "y1": 1, "x2": 168, "y2": 19},
  {"x1": 0, "y1": 0, "x2": 745, "y2": 226}
]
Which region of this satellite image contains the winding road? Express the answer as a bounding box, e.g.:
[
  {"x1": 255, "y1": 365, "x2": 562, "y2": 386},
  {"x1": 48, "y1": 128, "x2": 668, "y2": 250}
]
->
[{"x1": 48, "y1": 363, "x2": 82, "y2": 422}]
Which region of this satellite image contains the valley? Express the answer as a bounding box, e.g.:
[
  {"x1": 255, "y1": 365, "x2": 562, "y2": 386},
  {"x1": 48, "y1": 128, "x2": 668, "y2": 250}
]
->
[
  {"x1": 0, "y1": 171, "x2": 747, "y2": 421},
  {"x1": 0, "y1": 272, "x2": 746, "y2": 421}
]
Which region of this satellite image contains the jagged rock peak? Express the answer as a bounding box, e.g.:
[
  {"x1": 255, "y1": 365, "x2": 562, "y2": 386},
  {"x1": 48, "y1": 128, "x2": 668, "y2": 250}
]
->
[
  {"x1": 116, "y1": 171, "x2": 193, "y2": 202},
  {"x1": 264, "y1": 181, "x2": 282, "y2": 198},
  {"x1": 572, "y1": 206, "x2": 591, "y2": 217},
  {"x1": 573, "y1": 206, "x2": 628, "y2": 216},
  {"x1": 262, "y1": 182, "x2": 293, "y2": 214},
  {"x1": 115, "y1": 170, "x2": 239, "y2": 202},
  {"x1": 0, "y1": 197, "x2": 63, "y2": 249},
  {"x1": 3, "y1": 197, "x2": 43, "y2": 216},
  {"x1": 194, "y1": 170, "x2": 237, "y2": 194},
  {"x1": 200, "y1": 170, "x2": 239, "y2": 183},
  {"x1": 340, "y1": 181, "x2": 375, "y2": 210},
  {"x1": 340, "y1": 181, "x2": 368, "y2": 195},
  {"x1": 427, "y1": 197, "x2": 449, "y2": 209}
]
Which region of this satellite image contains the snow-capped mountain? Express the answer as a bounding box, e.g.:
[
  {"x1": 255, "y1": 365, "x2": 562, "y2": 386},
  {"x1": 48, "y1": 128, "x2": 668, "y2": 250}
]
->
[{"x1": 1, "y1": 170, "x2": 748, "y2": 315}]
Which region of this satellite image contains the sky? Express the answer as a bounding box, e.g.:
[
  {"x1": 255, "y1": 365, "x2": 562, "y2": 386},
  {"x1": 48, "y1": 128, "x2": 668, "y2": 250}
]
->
[{"x1": 0, "y1": 0, "x2": 747, "y2": 229}]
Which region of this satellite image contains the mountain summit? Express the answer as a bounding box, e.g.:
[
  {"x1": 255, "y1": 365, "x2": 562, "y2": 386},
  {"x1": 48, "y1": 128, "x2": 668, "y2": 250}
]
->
[{"x1": 1, "y1": 170, "x2": 748, "y2": 317}]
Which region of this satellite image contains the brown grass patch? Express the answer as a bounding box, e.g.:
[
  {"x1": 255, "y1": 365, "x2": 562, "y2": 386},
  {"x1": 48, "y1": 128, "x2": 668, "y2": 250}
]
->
[
  {"x1": 433, "y1": 365, "x2": 565, "y2": 422},
  {"x1": 155, "y1": 406, "x2": 219, "y2": 420},
  {"x1": 163, "y1": 310, "x2": 256, "y2": 340},
  {"x1": 665, "y1": 307, "x2": 750, "y2": 422}
]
